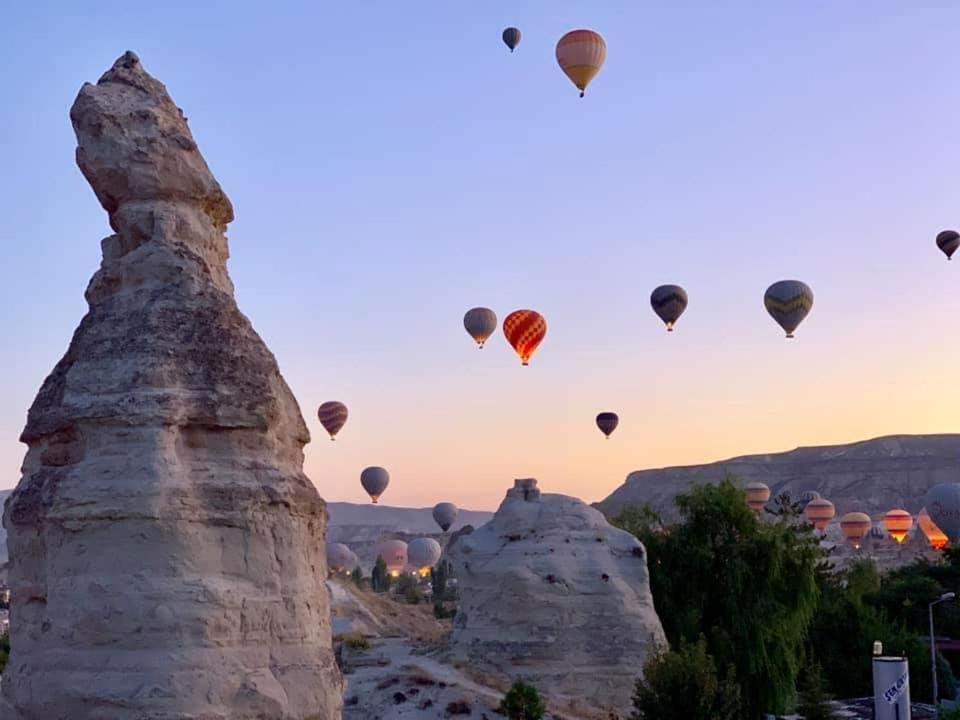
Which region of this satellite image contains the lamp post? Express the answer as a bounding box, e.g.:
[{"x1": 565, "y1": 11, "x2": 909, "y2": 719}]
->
[{"x1": 929, "y1": 591, "x2": 956, "y2": 714}]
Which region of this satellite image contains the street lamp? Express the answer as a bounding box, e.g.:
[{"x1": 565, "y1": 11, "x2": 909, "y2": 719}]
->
[{"x1": 929, "y1": 591, "x2": 956, "y2": 714}]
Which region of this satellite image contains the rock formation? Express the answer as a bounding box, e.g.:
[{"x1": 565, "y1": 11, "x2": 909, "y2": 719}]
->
[
  {"x1": 597, "y1": 434, "x2": 960, "y2": 520},
  {"x1": 0, "y1": 52, "x2": 342, "y2": 719},
  {"x1": 449, "y1": 478, "x2": 666, "y2": 715}
]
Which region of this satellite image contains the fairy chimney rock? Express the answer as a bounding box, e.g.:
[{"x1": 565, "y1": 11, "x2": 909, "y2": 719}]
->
[{"x1": 1, "y1": 52, "x2": 342, "y2": 719}]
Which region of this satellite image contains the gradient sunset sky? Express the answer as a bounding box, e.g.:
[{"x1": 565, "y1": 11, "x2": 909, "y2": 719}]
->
[{"x1": 3, "y1": 2, "x2": 960, "y2": 510}]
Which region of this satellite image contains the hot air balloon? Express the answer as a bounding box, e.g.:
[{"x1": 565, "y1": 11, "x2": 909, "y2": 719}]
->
[
  {"x1": 432, "y1": 502, "x2": 458, "y2": 532},
  {"x1": 919, "y1": 508, "x2": 949, "y2": 550},
  {"x1": 502, "y1": 27, "x2": 521, "y2": 52},
  {"x1": 408, "y1": 537, "x2": 443, "y2": 576},
  {"x1": 361, "y1": 466, "x2": 390, "y2": 504},
  {"x1": 925, "y1": 484, "x2": 960, "y2": 543},
  {"x1": 596, "y1": 412, "x2": 619, "y2": 439},
  {"x1": 327, "y1": 543, "x2": 357, "y2": 573},
  {"x1": 745, "y1": 482, "x2": 771, "y2": 512},
  {"x1": 804, "y1": 497, "x2": 835, "y2": 531},
  {"x1": 764, "y1": 280, "x2": 814, "y2": 338},
  {"x1": 800, "y1": 490, "x2": 821, "y2": 505},
  {"x1": 840, "y1": 511, "x2": 872, "y2": 549},
  {"x1": 883, "y1": 509, "x2": 913, "y2": 544},
  {"x1": 463, "y1": 307, "x2": 497, "y2": 349},
  {"x1": 869, "y1": 524, "x2": 885, "y2": 540},
  {"x1": 376, "y1": 540, "x2": 408, "y2": 576},
  {"x1": 937, "y1": 230, "x2": 960, "y2": 261},
  {"x1": 503, "y1": 309, "x2": 547, "y2": 366},
  {"x1": 317, "y1": 401, "x2": 348, "y2": 441},
  {"x1": 650, "y1": 285, "x2": 688, "y2": 332},
  {"x1": 556, "y1": 29, "x2": 606, "y2": 97}
]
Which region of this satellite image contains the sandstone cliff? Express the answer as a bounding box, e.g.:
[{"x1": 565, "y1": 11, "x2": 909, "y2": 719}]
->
[{"x1": 1, "y1": 52, "x2": 342, "y2": 719}]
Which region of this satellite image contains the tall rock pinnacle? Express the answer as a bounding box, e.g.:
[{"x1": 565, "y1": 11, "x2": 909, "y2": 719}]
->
[{"x1": 1, "y1": 52, "x2": 343, "y2": 719}]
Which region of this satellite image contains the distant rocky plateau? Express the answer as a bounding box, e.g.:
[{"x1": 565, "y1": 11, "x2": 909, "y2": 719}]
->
[{"x1": 597, "y1": 434, "x2": 960, "y2": 519}]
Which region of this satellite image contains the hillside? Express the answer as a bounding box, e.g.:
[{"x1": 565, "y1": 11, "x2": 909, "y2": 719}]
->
[{"x1": 596, "y1": 434, "x2": 960, "y2": 519}]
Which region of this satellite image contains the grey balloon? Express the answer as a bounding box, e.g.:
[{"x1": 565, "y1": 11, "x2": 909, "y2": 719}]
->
[
  {"x1": 800, "y1": 490, "x2": 821, "y2": 505},
  {"x1": 925, "y1": 483, "x2": 960, "y2": 543},
  {"x1": 327, "y1": 542, "x2": 357, "y2": 572},
  {"x1": 408, "y1": 537, "x2": 443, "y2": 570},
  {"x1": 463, "y1": 307, "x2": 498, "y2": 348},
  {"x1": 650, "y1": 284, "x2": 688, "y2": 331},
  {"x1": 502, "y1": 27, "x2": 521, "y2": 52},
  {"x1": 433, "y1": 502, "x2": 459, "y2": 532},
  {"x1": 764, "y1": 280, "x2": 814, "y2": 338},
  {"x1": 361, "y1": 466, "x2": 390, "y2": 504}
]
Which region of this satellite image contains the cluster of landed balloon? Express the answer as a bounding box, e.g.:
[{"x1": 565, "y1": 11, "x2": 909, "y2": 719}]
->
[
  {"x1": 326, "y1": 502, "x2": 460, "y2": 579},
  {"x1": 743, "y1": 482, "x2": 960, "y2": 552}
]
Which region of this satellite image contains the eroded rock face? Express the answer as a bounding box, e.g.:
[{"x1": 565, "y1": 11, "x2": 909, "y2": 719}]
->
[
  {"x1": 0, "y1": 52, "x2": 342, "y2": 719},
  {"x1": 449, "y1": 479, "x2": 666, "y2": 715}
]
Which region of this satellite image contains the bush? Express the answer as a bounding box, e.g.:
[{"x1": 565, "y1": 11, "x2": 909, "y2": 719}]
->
[
  {"x1": 371, "y1": 556, "x2": 391, "y2": 593},
  {"x1": 342, "y1": 633, "x2": 369, "y2": 650},
  {"x1": 499, "y1": 680, "x2": 546, "y2": 720},
  {"x1": 630, "y1": 638, "x2": 741, "y2": 720},
  {"x1": 396, "y1": 573, "x2": 424, "y2": 604},
  {"x1": 795, "y1": 663, "x2": 837, "y2": 720},
  {"x1": 351, "y1": 566, "x2": 363, "y2": 586}
]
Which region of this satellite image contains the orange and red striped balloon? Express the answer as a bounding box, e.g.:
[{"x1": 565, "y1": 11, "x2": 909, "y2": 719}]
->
[
  {"x1": 883, "y1": 509, "x2": 913, "y2": 544},
  {"x1": 503, "y1": 310, "x2": 547, "y2": 366}
]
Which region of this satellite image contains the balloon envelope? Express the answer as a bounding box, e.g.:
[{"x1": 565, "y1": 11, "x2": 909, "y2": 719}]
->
[
  {"x1": 937, "y1": 230, "x2": 960, "y2": 260},
  {"x1": 883, "y1": 509, "x2": 913, "y2": 544},
  {"x1": 925, "y1": 483, "x2": 960, "y2": 542},
  {"x1": 804, "y1": 497, "x2": 835, "y2": 530},
  {"x1": 745, "y1": 482, "x2": 770, "y2": 512},
  {"x1": 764, "y1": 280, "x2": 814, "y2": 338},
  {"x1": 376, "y1": 540, "x2": 408, "y2": 575},
  {"x1": 361, "y1": 466, "x2": 390, "y2": 504},
  {"x1": 650, "y1": 285, "x2": 688, "y2": 331},
  {"x1": 503, "y1": 310, "x2": 547, "y2": 366},
  {"x1": 464, "y1": 307, "x2": 498, "y2": 349},
  {"x1": 556, "y1": 29, "x2": 606, "y2": 97},
  {"x1": 800, "y1": 490, "x2": 821, "y2": 505},
  {"x1": 327, "y1": 542, "x2": 357, "y2": 573},
  {"x1": 408, "y1": 537, "x2": 442, "y2": 575},
  {"x1": 596, "y1": 412, "x2": 619, "y2": 438},
  {"x1": 502, "y1": 27, "x2": 521, "y2": 51},
  {"x1": 918, "y1": 507, "x2": 949, "y2": 550},
  {"x1": 432, "y1": 502, "x2": 458, "y2": 532},
  {"x1": 840, "y1": 511, "x2": 872, "y2": 548},
  {"x1": 317, "y1": 401, "x2": 348, "y2": 440}
]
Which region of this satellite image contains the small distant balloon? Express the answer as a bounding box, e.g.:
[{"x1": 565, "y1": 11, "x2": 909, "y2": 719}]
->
[
  {"x1": 918, "y1": 507, "x2": 949, "y2": 550},
  {"x1": 502, "y1": 27, "x2": 521, "y2": 52},
  {"x1": 327, "y1": 543, "x2": 357, "y2": 573},
  {"x1": 840, "y1": 511, "x2": 872, "y2": 549},
  {"x1": 596, "y1": 412, "x2": 619, "y2": 439},
  {"x1": 408, "y1": 537, "x2": 443, "y2": 575},
  {"x1": 361, "y1": 466, "x2": 390, "y2": 504},
  {"x1": 317, "y1": 401, "x2": 348, "y2": 441},
  {"x1": 883, "y1": 509, "x2": 913, "y2": 544},
  {"x1": 650, "y1": 285, "x2": 688, "y2": 332},
  {"x1": 464, "y1": 307, "x2": 498, "y2": 349},
  {"x1": 376, "y1": 540, "x2": 408, "y2": 575},
  {"x1": 800, "y1": 490, "x2": 821, "y2": 505},
  {"x1": 503, "y1": 310, "x2": 547, "y2": 366},
  {"x1": 556, "y1": 29, "x2": 606, "y2": 97},
  {"x1": 764, "y1": 280, "x2": 814, "y2": 338},
  {"x1": 433, "y1": 502, "x2": 459, "y2": 532},
  {"x1": 804, "y1": 497, "x2": 835, "y2": 531},
  {"x1": 745, "y1": 482, "x2": 771, "y2": 512},
  {"x1": 937, "y1": 230, "x2": 960, "y2": 261}
]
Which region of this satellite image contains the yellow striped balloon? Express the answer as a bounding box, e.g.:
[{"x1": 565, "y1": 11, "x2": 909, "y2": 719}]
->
[{"x1": 556, "y1": 29, "x2": 606, "y2": 97}]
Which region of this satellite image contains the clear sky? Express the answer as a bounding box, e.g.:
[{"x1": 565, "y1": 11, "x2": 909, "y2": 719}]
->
[{"x1": 2, "y1": 2, "x2": 960, "y2": 510}]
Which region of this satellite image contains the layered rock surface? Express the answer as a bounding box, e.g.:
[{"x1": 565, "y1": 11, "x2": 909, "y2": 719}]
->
[
  {"x1": 0, "y1": 52, "x2": 342, "y2": 719},
  {"x1": 449, "y1": 479, "x2": 666, "y2": 715}
]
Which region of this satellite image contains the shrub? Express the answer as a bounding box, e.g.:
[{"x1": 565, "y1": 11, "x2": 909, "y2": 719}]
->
[
  {"x1": 499, "y1": 680, "x2": 546, "y2": 720},
  {"x1": 371, "y1": 556, "x2": 391, "y2": 593},
  {"x1": 630, "y1": 638, "x2": 741, "y2": 720}
]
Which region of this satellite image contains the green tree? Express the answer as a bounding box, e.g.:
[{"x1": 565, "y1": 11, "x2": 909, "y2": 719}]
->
[
  {"x1": 0, "y1": 632, "x2": 8, "y2": 674},
  {"x1": 613, "y1": 477, "x2": 822, "y2": 718},
  {"x1": 351, "y1": 566, "x2": 363, "y2": 587},
  {"x1": 371, "y1": 556, "x2": 391, "y2": 594},
  {"x1": 499, "y1": 680, "x2": 546, "y2": 720},
  {"x1": 795, "y1": 663, "x2": 837, "y2": 720},
  {"x1": 630, "y1": 638, "x2": 741, "y2": 720},
  {"x1": 431, "y1": 558, "x2": 451, "y2": 600},
  {"x1": 396, "y1": 573, "x2": 423, "y2": 604}
]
